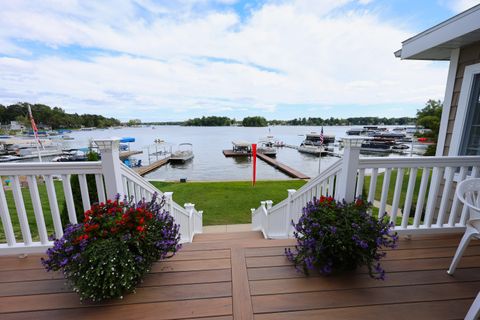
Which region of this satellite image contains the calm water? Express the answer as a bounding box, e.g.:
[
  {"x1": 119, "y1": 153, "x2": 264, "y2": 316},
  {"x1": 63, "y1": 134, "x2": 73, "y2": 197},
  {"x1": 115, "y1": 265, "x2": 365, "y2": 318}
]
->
[{"x1": 62, "y1": 126, "x2": 420, "y2": 181}]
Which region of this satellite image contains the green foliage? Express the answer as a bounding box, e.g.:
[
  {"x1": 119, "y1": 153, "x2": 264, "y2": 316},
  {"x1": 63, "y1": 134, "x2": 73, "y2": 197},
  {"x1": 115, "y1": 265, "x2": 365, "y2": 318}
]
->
[
  {"x1": 416, "y1": 99, "x2": 443, "y2": 156},
  {"x1": 184, "y1": 116, "x2": 234, "y2": 126},
  {"x1": 242, "y1": 116, "x2": 268, "y2": 127},
  {"x1": 126, "y1": 119, "x2": 142, "y2": 126},
  {"x1": 0, "y1": 102, "x2": 120, "y2": 129},
  {"x1": 42, "y1": 196, "x2": 181, "y2": 301}
]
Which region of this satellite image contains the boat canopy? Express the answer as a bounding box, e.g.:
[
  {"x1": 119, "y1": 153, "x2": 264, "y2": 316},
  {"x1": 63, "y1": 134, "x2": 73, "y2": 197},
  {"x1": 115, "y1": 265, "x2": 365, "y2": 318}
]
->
[
  {"x1": 232, "y1": 140, "x2": 252, "y2": 147},
  {"x1": 120, "y1": 137, "x2": 135, "y2": 143}
]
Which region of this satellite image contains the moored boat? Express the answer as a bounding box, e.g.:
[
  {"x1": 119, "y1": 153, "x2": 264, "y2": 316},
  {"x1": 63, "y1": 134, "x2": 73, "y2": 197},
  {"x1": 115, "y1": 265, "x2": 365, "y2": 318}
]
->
[{"x1": 170, "y1": 143, "x2": 194, "y2": 163}]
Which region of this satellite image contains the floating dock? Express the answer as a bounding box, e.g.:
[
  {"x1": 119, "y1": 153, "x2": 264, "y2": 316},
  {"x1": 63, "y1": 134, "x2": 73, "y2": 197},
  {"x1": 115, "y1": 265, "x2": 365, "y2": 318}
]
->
[
  {"x1": 134, "y1": 157, "x2": 171, "y2": 176},
  {"x1": 119, "y1": 150, "x2": 143, "y2": 159},
  {"x1": 256, "y1": 152, "x2": 309, "y2": 179}
]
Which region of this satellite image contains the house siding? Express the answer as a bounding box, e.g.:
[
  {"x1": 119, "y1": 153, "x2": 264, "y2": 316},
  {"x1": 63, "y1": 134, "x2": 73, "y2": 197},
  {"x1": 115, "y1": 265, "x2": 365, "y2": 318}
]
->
[{"x1": 442, "y1": 41, "x2": 480, "y2": 155}]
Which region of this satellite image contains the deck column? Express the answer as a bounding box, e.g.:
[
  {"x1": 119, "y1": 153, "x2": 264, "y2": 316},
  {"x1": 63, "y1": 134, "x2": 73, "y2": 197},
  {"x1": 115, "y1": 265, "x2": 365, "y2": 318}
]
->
[
  {"x1": 335, "y1": 137, "x2": 364, "y2": 203},
  {"x1": 95, "y1": 139, "x2": 125, "y2": 199}
]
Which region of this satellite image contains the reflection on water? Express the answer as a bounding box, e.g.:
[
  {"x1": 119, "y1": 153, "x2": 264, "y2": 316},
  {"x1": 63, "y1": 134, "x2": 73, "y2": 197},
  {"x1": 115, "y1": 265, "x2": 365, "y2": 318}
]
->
[{"x1": 63, "y1": 125, "x2": 418, "y2": 181}]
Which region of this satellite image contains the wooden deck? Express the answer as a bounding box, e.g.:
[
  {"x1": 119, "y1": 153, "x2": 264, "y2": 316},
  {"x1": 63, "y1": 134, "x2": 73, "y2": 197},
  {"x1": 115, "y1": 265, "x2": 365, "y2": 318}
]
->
[
  {"x1": 256, "y1": 152, "x2": 309, "y2": 179},
  {"x1": 0, "y1": 232, "x2": 479, "y2": 319}
]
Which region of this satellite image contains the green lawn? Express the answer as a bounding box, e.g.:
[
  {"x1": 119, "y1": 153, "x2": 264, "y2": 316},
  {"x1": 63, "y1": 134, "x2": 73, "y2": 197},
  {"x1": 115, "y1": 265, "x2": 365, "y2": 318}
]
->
[
  {"x1": 1, "y1": 179, "x2": 306, "y2": 241},
  {"x1": 151, "y1": 180, "x2": 307, "y2": 225},
  {"x1": 1, "y1": 181, "x2": 66, "y2": 242},
  {"x1": 364, "y1": 168, "x2": 432, "y2": 226}
]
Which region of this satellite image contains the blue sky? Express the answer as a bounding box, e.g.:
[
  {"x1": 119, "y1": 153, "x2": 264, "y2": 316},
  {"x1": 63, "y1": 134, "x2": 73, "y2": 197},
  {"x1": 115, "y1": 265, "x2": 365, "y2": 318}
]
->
[{"x1": 0, "y1": 0, "x2": 478, "y2": 121}]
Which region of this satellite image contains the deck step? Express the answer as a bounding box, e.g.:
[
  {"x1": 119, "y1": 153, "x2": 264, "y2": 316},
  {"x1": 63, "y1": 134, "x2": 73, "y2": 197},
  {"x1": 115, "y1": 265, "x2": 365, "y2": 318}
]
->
[{"x1": 193, "y1": 231, "x2": 264, "y2": 243}]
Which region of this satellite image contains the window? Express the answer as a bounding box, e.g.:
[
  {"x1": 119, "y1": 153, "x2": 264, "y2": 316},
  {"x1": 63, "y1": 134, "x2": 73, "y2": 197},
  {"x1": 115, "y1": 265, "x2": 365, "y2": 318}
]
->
[{"x1": 460, "y1": 74, "x2": 480, "y2": 155}]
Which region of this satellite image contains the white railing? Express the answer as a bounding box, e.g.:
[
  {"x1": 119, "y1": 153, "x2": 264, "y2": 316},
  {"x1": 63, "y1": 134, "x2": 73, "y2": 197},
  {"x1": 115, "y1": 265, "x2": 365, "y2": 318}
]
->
[
  {"x1": 356, "y1": 156, "x2": 480, "y2": 234},
  {"x1": 0, "y1": 139, "x2": 202, "y2": 256},
  {"x1": 253, "y1": 140, "x2": 480, "y2": 238},
  {"x1": 252, "y1": 159, "x2": 342, "y2": 238}
]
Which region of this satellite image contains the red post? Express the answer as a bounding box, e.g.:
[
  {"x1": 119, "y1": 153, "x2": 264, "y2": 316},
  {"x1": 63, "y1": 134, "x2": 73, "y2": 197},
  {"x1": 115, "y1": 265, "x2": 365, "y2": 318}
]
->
[{"x1": 252, "y1": 144, "x2": 257, "y2": 186}]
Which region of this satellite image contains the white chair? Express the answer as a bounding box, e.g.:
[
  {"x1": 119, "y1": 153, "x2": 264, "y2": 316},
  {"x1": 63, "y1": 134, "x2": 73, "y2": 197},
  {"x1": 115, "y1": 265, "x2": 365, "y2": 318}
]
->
[
  {"x1": 447, "y1": 178, "x2": 480, "y2": 275},
  {"x1": 465, "y1": 292, "x2": 480, "y2": 320}
]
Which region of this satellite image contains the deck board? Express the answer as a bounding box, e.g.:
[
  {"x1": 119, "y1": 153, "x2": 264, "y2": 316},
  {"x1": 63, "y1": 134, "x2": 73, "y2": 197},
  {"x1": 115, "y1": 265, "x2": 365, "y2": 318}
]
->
[{"x1": 0, "y1": 231, "x2": 478, "y2": 319}]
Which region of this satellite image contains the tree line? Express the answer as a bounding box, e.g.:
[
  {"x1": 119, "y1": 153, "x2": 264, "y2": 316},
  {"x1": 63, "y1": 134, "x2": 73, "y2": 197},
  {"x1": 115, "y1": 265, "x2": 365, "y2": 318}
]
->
[
  {"x1": 180, "y1": 115, "x2": 416, "y2": 127},
  {"x1": 0, "y1": 103, "x2": 121, "y2": 130}
]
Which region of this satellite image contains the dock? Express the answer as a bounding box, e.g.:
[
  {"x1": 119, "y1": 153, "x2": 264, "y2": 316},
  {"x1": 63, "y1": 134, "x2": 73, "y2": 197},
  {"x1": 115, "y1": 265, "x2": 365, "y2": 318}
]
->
[
  {"x1": 256, "y1": 152, "x2": 310, "y2": 179},
  {"x1": 134, "y1": 156, "x2": 171, "y2": 176},
  {"x1": 119, "y1": 150, "x2": 142, "y2": 159}
]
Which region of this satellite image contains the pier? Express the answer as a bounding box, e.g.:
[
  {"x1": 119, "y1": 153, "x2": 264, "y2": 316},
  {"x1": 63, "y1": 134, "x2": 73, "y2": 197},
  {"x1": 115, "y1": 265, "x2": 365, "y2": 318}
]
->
[
  {"x1": 119, "y1": 150, "x2": 142, "y2": 159},
  {"x1": 134, "y1": 156, "x2": 171, "y2": 176},
  {"x1": 256, "y1": 152, "x2": 310, "y2": 179}
]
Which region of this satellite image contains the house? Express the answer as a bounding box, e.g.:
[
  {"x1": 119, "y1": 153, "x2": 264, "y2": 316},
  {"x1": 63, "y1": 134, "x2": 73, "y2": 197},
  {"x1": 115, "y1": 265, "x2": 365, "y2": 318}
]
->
[
  {"x1": 395, "y1": 4, "x2": 480, "y2": 158},
  {"x1": 0, "y1": 121, "x2": 26, "y2": 131}
]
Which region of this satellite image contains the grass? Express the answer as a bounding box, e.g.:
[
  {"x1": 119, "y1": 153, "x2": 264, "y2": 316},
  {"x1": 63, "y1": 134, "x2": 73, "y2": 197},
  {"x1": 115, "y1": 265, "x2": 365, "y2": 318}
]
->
[
  {"x1": 1, "y1": 180, "x2": 66, "y2": 242},
  {"x1": 151, "y1": 180, "x2": 307, "y2": 225},
  {"x1": 364, "y1": 168, "x2": 432, "y2": 226},
  {"x1": 1, "y1": 179, "x2": 306, "y2": 242}
]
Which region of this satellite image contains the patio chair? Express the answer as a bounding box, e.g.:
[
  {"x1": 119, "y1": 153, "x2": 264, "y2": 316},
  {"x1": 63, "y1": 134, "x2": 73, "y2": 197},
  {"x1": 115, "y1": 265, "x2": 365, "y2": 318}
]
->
[
  {"x1": 447, "y1": 178, "x2": 480, "y2": 275},
  {"x1": 465, "y1": 292, "x2": 480, "y2": 320}
]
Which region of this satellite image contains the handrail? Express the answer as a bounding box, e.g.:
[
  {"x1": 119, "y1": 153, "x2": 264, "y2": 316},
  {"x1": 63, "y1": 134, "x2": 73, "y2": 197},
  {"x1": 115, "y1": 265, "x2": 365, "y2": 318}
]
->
[
  {"x1": 358, "y1": 155, "x2": 480, "y2": 169},
  {"x1": 291, "y1": 159, "x2": 342, "y2": 201},
  {"x1": 0, "y1": 161, "x2": 103, "y2": 175}
]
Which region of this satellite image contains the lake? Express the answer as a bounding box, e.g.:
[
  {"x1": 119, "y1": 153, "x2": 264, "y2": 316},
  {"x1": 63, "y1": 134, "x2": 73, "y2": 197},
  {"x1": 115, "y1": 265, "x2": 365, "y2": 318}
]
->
[{"x1": 62, "y1": 125, "x2": 422, "y2": 181}]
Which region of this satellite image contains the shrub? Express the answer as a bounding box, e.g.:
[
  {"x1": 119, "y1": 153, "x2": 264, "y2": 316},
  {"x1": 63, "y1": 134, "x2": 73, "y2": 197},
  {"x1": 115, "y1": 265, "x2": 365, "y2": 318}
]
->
[
  {"x1": 285, "y1": 196, "x2": 398, "y2": 280},
  {"x1": 42, "y1": 193, "x2": 181, "y2": 301}
]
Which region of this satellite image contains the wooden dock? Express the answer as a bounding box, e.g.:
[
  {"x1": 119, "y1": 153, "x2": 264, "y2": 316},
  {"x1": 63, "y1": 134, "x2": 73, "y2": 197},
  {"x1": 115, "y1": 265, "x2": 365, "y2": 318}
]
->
[
  {"x1": 134, "y1": 157, "x2": 170, "y2": 176},
  {"x1": 119, "y1": 150, "x2": 142, "y2": 159},
  {"x1": 256, "y1": 152, "x2": 309, "y2": 179}
]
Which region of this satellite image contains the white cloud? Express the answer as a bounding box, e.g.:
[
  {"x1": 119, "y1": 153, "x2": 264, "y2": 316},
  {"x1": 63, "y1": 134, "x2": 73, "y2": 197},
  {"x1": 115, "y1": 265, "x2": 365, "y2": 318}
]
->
[
  {"x1": 442, "y1": 0, "x2": 480, "y2": 13},
  {"x1": 0, "y1": 0, "x2": 449, "y2": 120}
]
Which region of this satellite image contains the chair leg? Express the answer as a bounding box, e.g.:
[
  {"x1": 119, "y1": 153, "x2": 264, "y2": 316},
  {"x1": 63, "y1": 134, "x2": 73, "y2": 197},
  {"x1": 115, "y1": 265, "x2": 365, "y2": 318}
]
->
[
  {"x1": 447, "y1": 226, "x2": 479, "y2": 275},
  {"x1": 465, "y1": 292, "x2": 480, "y2": 320}
]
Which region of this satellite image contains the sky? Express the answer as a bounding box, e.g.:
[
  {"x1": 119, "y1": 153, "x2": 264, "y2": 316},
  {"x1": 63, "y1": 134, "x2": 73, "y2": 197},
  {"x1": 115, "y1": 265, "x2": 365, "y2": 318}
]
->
[{"x1": 0, "y1": 0, "x2": 479, "y2": 122}]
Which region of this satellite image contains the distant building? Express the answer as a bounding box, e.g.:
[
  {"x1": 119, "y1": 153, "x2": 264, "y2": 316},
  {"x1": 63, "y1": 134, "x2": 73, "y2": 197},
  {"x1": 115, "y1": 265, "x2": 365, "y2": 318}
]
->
[{"x1": 0, "y1": 121, "x2": 26, "y2": 131}]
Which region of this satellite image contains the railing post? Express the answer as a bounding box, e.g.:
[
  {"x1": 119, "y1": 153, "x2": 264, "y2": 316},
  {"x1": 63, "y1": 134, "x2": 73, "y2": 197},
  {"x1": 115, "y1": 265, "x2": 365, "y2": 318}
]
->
[
  {"x1": 95, "y1": 139, "x2": 124, "y2": 199},
  {"x1": 286, "y1": 189, "x2": 296, "y2": 237},
  {"x1": 335, "y1": 137, "x2": 364, "y2": 203},
  {"x1": 164, "y1": 192, "x2": 173, "y2": 214},
  {"x1": 184, "y1": 203, "x2": 195, "y2": 240},
  {"x1": 265, "y1": 200, "x2": 273, "y2": 209}
]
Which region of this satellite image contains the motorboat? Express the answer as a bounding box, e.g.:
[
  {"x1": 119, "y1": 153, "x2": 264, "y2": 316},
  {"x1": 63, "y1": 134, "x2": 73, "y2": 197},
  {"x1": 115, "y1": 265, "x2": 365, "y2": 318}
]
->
[
  {"x1": 170, "y1": 143, "x2": 194, "y2": 163},
  {"x1": 298, "y1": 140, "x2": 326, "y2": 156},
  {"x1": 301, "y1": 132, "x2": 335, "y2": 146}
]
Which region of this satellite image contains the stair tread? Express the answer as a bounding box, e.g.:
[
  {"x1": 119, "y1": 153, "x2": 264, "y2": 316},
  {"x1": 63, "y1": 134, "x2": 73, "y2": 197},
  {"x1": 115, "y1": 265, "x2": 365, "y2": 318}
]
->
[{"x1": 193, "y1": 231, "x2": 264, "y2": 243}]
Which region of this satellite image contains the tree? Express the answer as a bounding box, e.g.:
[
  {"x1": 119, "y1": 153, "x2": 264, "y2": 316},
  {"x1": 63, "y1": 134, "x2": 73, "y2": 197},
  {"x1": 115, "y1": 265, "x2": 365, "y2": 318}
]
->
[
  {"x1": 242, "y1": 116, "x2": 268, "y2": 127},
  {"x1": 416, "y1": 99, "x2": 443, "y2": 156}
]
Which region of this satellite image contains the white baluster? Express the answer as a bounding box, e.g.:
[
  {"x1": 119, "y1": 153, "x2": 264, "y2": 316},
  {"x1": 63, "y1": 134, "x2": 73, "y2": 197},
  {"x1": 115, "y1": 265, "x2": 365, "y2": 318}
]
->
[
  {"x1": 390, "y1": 168, "x2": 404, "y2": 225},
  {"x1": 401, "y1": 168, "x2": 417, "y2": 229},
  {"x1": 27, "y1": 175, "x2": 48, "y2": 245},
  {"x1": 328, "y1": 176, "x2": 334, "y2": 197},
  {"x1": 61, "y1": 174, "x2": 77, "y2": 224},
  {"x1": 424, "y1": 167, "x2": 444, "y2": 227},
  {"x1": 128, "y1": 180, "x2": 135, "y2": 202},
  {"x1": 95, "y1": 174, "x2": 106, "y2": 204},
  {"x1": 10, "y1": 175, "x2": 32, "y2": 245},
  {"x1": 367, "y1": 168, "x2": 378, "y2": 207},
  {"x1": 122, "y1": 176, "x2": 128, "y2": 199},
  {"x1": 436, "y1": 167, "x2": 455, "y2": 227},
  {"x1": 44, "y1": 175, "x2": 63, "y2": 238},
  {"x1": 452, "y1": 167, "x2": 468, "y2": 226},
  {"x1": 0, "y1": 177, "x2": 16, "y2": 246},
  {"x1": 356, "y1": 169, "x2": 365, "y2": 198},
  {"x1": 413, "y1": 168, "x2": 430, "y2": 228},
  {"x1": 78, "y1": 174, "x2": 90, "y2": 213},
  {"x1": 378, "y1": 168, "x2": 392, "y2": 220}
]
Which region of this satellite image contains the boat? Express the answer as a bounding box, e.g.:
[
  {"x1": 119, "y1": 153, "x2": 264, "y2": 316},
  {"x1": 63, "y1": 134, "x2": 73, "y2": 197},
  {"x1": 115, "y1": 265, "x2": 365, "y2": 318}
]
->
[
  {"x1": 346, "y1": 127, "x2": 367, "y2": 136},
  {"x1": 52, "y1": 149, "x2": 88, "y2": 162},
  {"x1": 0, "y1": 155, "x2": 21, "y2": 162},
  {"x1": 301, "y1": 132, "x2": 335, "y2": 146},
  {"x1": 298, "y1": 141, "x2": 326, "y2": 156},
  {"x1": 257, "y1": 140, "x2": 277, "y2": 157},
  {"x1": 170, "y1": 143, "x2": 194, "y2": 163}
]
